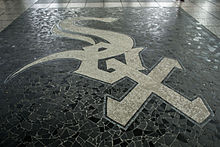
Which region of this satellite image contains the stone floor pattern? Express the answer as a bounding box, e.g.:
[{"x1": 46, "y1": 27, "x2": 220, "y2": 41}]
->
[{"x1": 0, "y1": 0, "x2": 220, "y2": 147}]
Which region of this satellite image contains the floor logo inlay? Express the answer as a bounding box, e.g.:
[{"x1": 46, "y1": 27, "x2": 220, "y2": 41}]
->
[{"x1": 5, "y1": 17, "x2": 212, "y2": 129}]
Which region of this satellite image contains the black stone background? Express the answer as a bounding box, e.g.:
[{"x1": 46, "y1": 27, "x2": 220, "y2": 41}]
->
[{"x1": 0, "y1": 8, "x2": 220, "y2": 147}]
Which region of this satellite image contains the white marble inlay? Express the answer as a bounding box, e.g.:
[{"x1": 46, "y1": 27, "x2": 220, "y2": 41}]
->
[
  {"x1": 5, "y1": 17, "x2": 212, "y2": 128},
  {"x1": 106, "y1": 58, "x2": 210, "y2": 126}
]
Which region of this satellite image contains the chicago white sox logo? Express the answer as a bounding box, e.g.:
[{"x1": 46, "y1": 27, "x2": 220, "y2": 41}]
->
[{"x1": 5, "y1": 17, "x2": 212, "y2": 129}]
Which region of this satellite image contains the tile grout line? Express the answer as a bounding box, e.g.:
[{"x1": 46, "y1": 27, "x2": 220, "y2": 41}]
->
[
  {"x1": 0, "y1": 0, "x2": 39, "y2": 32},
  {"x1": 66, "y1": 0, "x2": 71, "y2": 8},
  {"x1": 85, "y1": 0, "x2": 87, "y2": 7},
  {"x1": 181, "y1": 5, "x2": 220, "y2": 21},
  {"x1": 48, "y1": 0, "x2": 56, "y2": 8},
  {"x1": 137, "y1": 0, "x2": 141, "y2": 7},
  {"x1": 187, "y1": 0, "x2": 220, "y2": 21},
  {"x1": 180, "y1": 2, "x2": 220, "y2": 38},
  {"x1": 208, "y1": 0, "x2": 220, "y2": 7}
]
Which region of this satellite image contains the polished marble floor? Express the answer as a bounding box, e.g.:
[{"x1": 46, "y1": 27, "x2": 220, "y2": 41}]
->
[
  {"x1": 0, "y1": 0, "x2": 220, "y2": 147},
  {"x1": 1, "y1": 0, "x2": 220, "y2": 37}
]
